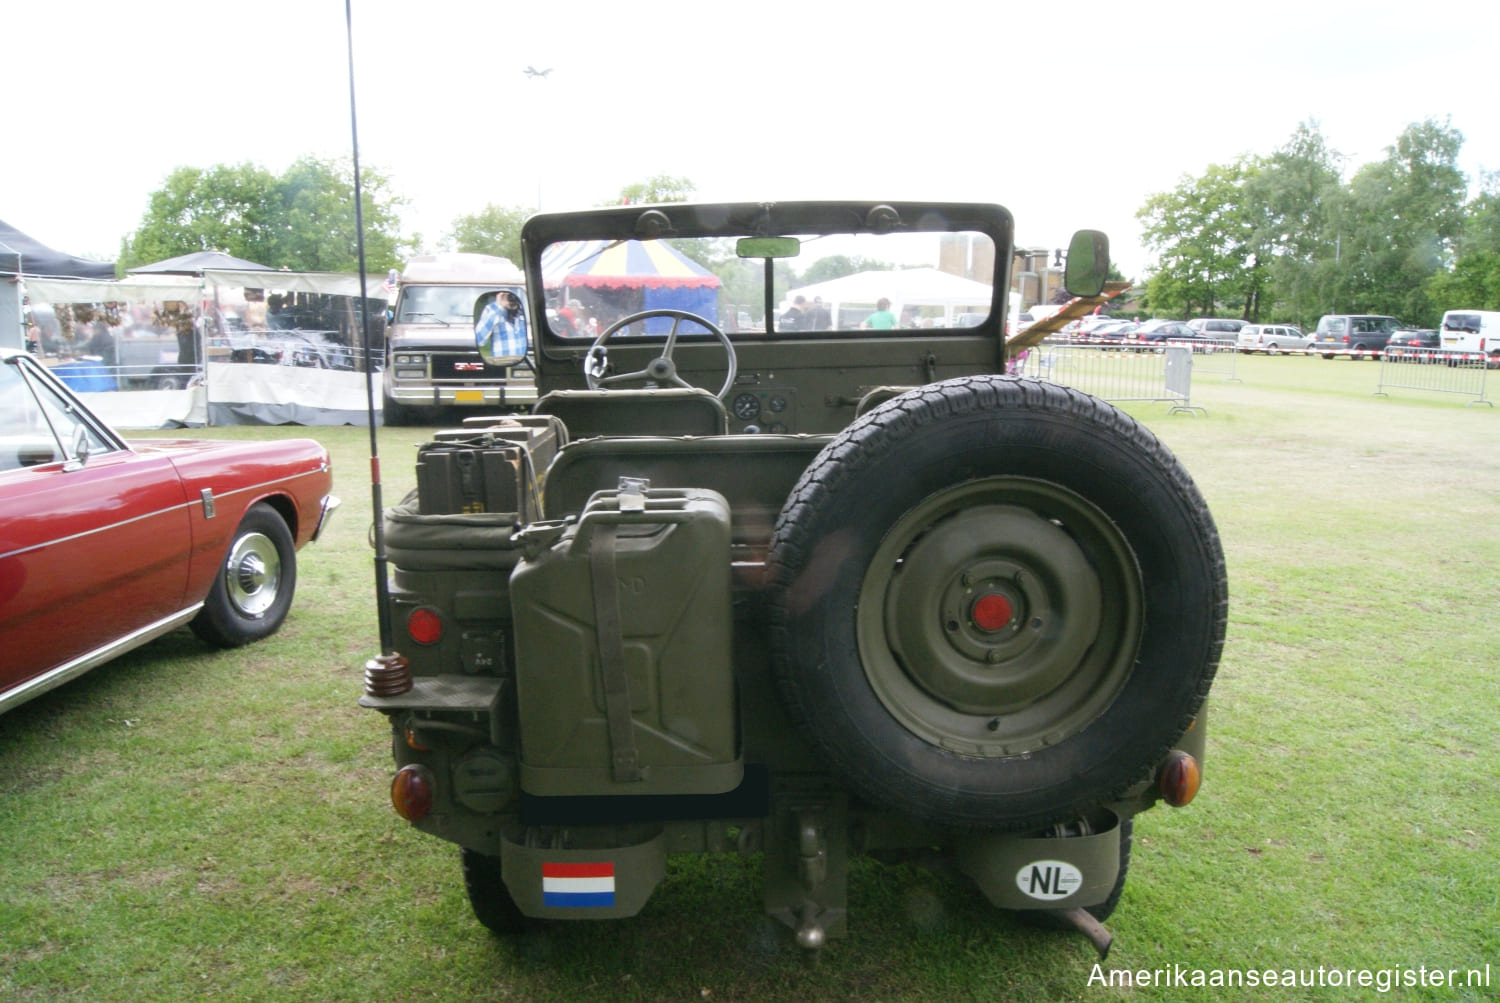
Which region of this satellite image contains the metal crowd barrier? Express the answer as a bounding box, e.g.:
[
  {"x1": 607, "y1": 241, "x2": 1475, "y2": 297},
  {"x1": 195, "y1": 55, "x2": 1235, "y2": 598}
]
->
[
  {"x1": 1374, "y1": 348, "x2": 1493, "y2": 406},
  {"x1": 1188, "y1": 337, "x2": 1241, "y2": 382},
  {"x1": 1016, "y1": 338, "x2": 1203, "y2": 414}
]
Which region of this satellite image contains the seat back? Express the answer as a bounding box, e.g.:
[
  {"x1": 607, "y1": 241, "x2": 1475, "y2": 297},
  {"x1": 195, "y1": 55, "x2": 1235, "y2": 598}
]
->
[{"x1": 533, "y1": 387, "x2": 728, "y2": 438}]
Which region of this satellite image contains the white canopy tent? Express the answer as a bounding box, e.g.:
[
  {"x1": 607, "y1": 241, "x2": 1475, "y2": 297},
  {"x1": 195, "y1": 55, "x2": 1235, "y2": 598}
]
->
[
  {"x1": 780, "y1": 267, "x2": 996, "y2": 328},
  {"x1": 23, "y1": 269, "x2": 381, "y2": 427}
]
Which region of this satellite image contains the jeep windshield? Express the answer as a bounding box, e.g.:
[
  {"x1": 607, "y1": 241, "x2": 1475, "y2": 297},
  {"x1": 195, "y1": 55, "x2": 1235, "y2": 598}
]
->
[{"x1": 529, "y1": 202, "x2": 1005, "y2": 343}]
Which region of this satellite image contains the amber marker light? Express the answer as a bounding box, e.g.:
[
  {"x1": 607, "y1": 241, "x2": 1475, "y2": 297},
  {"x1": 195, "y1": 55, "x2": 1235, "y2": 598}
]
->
[
  {"x1": 406, "y1": 607, "x2": 443, "y2": 646},
  {"x1": 1158, "y1": 750, "x2": 1202, "y2": 807},
  {"x1": 391, "y1": 765, "x2": 435, "y2": 821}
]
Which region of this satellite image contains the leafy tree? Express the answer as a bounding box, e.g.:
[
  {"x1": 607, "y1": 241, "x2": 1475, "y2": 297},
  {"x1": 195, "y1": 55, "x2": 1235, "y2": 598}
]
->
[
  {"x1": 1425, "y1": 171, "x2": 1500, "y2": 311},
  {"x1": 800, "y1": 254, "x2": 895, "y2": 285},
  {"x1": 275, "y1": 157, "x2": 405, "y2": 273},
  {"x1": 611, "y1": 174, "x2": 696, "y2": 205},
  {"x1": 1458, "y1": 171, "x2": 1500, "y2": 257},
  {"x1": 1327, "y1": 117, "x2": 1466, "y2": 325},
  {"x1": 120, "y1": 157, "x2": 406, "y2": 274},
  {"x1": 1137, "y1": 158, "x2": 1263, "y2": 319},
  {"x1": 1423, "y1": 251, "x2": 1500, "y2": 311},
  {"x1": 447, "y1": 203, "x2": 532, "y2": 265},
  {"x1": 121, "y1": 163, "x2": 282, "y2": 268},
  {"x1": 1243, "y1": 121, "x2": 1345, "y2": 326}
]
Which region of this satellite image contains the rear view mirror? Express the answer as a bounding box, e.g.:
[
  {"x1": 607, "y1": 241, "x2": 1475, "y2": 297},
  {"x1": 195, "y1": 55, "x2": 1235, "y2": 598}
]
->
[
  {"x1": 1064, "y1": 230, "x2": 1109, "y2": 298},
  {"x1": 474, "y1": 290, "x2": 530, "y2": 365},
  {"x1": 737, "y1": 237, "x2": 801, "y2": 259}
]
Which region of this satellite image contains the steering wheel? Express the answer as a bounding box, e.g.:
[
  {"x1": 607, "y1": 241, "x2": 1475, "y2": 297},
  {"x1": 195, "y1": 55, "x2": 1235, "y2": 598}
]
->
[{"x1": 583, "y1": 309, "x2": 738, "y2": 400}]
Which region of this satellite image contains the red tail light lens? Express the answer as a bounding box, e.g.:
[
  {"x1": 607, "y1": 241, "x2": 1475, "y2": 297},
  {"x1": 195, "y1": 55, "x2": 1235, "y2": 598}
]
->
[{"x1": 407, "y1": 607, "x2": 443, "y2": 646}]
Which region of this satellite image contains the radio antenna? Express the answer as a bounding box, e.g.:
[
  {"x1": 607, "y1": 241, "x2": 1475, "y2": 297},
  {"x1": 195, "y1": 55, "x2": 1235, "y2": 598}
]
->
[{"x1": 344, "y1": 0, "x2": 395, "y2": 656}]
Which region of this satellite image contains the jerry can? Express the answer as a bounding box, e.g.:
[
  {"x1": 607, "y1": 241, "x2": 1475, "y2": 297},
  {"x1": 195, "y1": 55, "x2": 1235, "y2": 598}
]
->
[{"x1": 510, "y1": 485, "x2": 740, "y2": 797}]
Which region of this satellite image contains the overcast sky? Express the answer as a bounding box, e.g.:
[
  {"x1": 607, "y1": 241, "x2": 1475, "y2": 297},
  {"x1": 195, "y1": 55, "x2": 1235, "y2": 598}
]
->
[{"x1": 6, "y1": 0, "x2": 1496, "y2": 280}]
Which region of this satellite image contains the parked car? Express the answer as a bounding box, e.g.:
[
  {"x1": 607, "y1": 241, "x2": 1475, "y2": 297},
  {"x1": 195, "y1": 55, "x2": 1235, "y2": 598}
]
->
[
  {"x1": 1186, "y1": 318, "x2": 1245, "y2": 341},
  {"x1": 1384, "y1": 329, "x2": 1442, "y2": 361},
  {"x1": 227, "y1": 330, "x2": 357, "y2": 370},
  {"x1": 1311, "y1": 314, "x2": 1406, "y2": 359},
  {"x1": 1237, "y1": 324, "x2": 1312, "y2": 354},
  {"x1": 1083, "y1": 319, "x2": 1135, "y2": 339},
  {"x1": 0, "y1": 349, "x2": 340, "y2": 715},
  {"x1": 1127, "y1": 319, "x2": 1202, "y2": 344}
]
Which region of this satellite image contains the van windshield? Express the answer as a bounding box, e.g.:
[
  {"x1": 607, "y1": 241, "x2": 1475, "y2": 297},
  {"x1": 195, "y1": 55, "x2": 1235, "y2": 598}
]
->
[{"x1": 395, "y1": 285, "x2": 499, "y2": 326}]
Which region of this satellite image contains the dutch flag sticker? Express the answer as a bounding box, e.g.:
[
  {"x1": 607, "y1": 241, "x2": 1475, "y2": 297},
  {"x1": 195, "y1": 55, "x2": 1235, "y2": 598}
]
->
[{"x1": 542, "y1": 861, "x2": 616, "y2": 908}]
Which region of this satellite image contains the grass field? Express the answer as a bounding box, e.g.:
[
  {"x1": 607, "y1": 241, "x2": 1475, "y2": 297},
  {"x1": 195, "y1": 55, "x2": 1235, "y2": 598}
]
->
[{"x1": 2, "y1": 355, "x2": 1497, "y2": 1001}]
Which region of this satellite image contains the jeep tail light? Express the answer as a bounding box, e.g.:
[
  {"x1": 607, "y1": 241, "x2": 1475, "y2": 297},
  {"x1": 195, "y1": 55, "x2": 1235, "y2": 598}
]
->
[
  {"x1": 391, "y1": 765, "x2": 435, "y2": 821},
  {"x1": 1158, "y1": 750, "x2": 1201, "y2": 807},
  {"x1": 407, "y1": 607, "x2": 443, "y2": 646}
]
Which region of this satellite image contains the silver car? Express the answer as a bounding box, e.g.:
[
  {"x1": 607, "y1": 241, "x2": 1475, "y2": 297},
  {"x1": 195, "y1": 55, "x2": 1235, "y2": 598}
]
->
[{"x1": 1238, "y1": 323, "x2": 1312, "y2": 354}]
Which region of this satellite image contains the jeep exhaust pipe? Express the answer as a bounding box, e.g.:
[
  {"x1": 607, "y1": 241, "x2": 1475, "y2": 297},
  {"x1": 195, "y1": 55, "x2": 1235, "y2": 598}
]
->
[{"x1": 1056, "y1": 907, "x2": 1113, "y2": 960}]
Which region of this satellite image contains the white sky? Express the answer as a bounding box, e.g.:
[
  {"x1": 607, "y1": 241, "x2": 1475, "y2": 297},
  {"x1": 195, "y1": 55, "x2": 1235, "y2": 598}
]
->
[{"x1": 6, "y1": 0, "x2": 1497, "y2": 281}]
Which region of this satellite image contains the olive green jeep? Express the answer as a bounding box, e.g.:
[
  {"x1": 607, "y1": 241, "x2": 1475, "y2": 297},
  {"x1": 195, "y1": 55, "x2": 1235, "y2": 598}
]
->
[{"x1": 359, "y1": 201, "x2": 1227, "y2": 956}]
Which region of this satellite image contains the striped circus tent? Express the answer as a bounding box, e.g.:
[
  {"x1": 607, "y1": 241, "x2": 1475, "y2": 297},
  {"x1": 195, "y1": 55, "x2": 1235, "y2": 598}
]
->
[{"x1": 540, "y1": 240, "x2": 720, "y2": 333}]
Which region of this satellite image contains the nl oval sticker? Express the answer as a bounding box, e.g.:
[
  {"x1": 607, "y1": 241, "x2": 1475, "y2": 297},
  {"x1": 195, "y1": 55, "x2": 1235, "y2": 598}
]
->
[{"x1": 1015, "y1": 860, "x2": 1083, "y2": 901}]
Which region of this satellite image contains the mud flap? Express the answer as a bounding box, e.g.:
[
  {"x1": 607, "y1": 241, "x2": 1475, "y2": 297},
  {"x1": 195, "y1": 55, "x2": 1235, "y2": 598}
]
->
[
  {"x1": 500, "y1": 826, "x2": 666, "y2": 920},
  {"x1": 953, "y1": 812, "x2": 1122, "y2": 912}
]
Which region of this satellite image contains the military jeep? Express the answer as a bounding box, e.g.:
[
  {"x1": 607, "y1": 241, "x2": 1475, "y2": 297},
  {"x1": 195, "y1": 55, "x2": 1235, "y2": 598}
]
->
[{"x1": 359, "y1": 201, "x2": 1227, "y2": 955}]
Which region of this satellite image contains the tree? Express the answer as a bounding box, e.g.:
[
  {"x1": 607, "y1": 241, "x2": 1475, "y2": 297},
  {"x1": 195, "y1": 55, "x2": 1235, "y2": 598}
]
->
[
  {"x1": 1458, "y1": 171, "x2": 1500, "y2": 257},
  {"x1": 447, "y1": 203, "x2": 532, "y2": 265},
  {"x1": 1425, "y1": 171, "x2": 1500, "y2": 311},
  {"x1": 120, "y1": 157, "x2": 407, "y2": 273},
  {"x1": 611, "y1": 174, "x2": 696, "y2": 205},
  {"x1": 275, "y1": 157, "x2": 405, "y2": 273},
  {"x1": 1423, "y1": 251, "x2": 1500, "y2": 311},
  {"x1": 1137, "y1": 158, "x2": 1263, "y2": 319},
  {"x1": 1243, "y1": 121, "x2": 1345, "y2": 326},
  {"x1": 1327, "y1": 117, "x2": 1466, "y2": 325},
  {"x1": 801, "y1": 254, "x2": 895, "y2": 285},
  {"x1": 121, "y1": 163, "x2": 282, "y2": 268}
]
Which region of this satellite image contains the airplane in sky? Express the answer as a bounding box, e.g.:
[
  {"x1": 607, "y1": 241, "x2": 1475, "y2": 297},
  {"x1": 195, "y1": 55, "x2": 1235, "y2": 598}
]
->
[{"x1": 523, "y1": 66, "x2": 553, "y2": 78}]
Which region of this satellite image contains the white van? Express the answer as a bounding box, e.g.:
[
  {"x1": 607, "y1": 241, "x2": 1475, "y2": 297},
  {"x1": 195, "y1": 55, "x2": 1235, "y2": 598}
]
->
[
  {"x1": 1439, "y1": 310, "x2": 1500, "y2": 364},
  {"x1": 382, "y1": 253, "x2": 534, "y2": 424}
]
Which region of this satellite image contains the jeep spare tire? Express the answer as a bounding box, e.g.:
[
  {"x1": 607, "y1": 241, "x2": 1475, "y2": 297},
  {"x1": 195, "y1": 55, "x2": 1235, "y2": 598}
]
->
[{"x1": 766, "y1": 376, "x2": 1227, "y2": 830}]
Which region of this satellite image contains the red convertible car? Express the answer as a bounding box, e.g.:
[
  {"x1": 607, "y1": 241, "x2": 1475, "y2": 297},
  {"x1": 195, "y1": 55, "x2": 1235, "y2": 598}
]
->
[{"x1": 0, "y1": 348, "x2": 339, "y2": 714}]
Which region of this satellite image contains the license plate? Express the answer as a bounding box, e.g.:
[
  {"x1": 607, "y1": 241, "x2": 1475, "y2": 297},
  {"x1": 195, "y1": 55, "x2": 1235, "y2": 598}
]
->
[{"x1": 454, "y1": 390, "x2": 484, "y2": 403}]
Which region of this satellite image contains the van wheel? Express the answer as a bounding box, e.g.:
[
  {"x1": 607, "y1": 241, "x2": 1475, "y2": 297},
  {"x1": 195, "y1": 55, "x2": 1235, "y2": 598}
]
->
[
  {"x1": 767, "y1": 376, "x2": 1227, "y2": 831},
  {"x1": 383, "y1": 394, "x2": 411, "y2": 427}
]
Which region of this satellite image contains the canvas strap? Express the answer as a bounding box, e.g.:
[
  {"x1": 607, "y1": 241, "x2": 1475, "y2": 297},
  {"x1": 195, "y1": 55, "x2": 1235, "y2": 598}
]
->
[{"x1": 589, "y1": 523, "x2": 643, "y2": 782}]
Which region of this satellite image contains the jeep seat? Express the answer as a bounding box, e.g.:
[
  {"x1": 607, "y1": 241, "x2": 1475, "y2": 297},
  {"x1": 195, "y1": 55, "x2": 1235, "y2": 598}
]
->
[
  {"x1": 541, "y1": 434, "x2": 831, "y2": 558},
  {"x1": 532, "y1": 387, "x2": 728, "y2": 439}
]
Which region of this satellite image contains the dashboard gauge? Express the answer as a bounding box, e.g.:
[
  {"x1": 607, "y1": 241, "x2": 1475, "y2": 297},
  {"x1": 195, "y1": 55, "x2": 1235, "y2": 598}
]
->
[{"x1": 732, "y1": 392, "x2": 762, "y2": 421}]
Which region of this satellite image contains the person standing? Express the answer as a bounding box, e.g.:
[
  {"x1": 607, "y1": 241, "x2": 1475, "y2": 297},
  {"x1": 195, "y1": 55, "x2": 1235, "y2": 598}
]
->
[
  {"x1": 803, "y1": 295, "x2": 831, "y2": 331},
  {"x1": 475, "y1": 291, "x2": 529, "y2": 360},
  {"x1": 864, "y1": 297, "x2": 897, "y2": 330},
  {"x1": 779, "y1": 294, "x2": 807, "y2": 331}
]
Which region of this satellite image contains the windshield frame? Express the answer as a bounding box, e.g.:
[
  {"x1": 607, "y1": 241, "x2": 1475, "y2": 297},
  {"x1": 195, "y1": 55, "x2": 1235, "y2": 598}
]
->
[{"x1": 522, "y1": 201, "x2": 1014, "y2": 361}]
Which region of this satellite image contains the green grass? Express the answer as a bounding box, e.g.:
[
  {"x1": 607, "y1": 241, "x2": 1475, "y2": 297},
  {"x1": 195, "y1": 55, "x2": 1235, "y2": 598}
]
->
[{"x1": 2, "y1": 357, "x2": 1497, "y2": 1001}]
